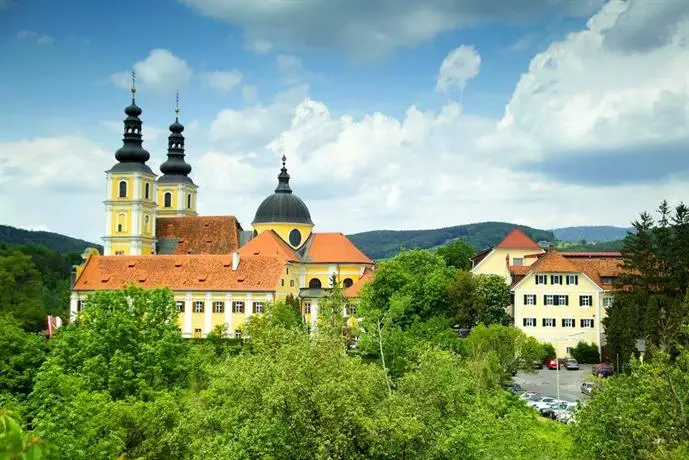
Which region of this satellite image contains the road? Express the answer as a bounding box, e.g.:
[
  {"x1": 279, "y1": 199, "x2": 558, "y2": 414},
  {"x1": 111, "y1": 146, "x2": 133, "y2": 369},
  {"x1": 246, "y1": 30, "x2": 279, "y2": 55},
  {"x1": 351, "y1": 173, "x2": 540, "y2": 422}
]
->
[{"x1": 513, "y1": 364, "x2": 593, "y2": 402}]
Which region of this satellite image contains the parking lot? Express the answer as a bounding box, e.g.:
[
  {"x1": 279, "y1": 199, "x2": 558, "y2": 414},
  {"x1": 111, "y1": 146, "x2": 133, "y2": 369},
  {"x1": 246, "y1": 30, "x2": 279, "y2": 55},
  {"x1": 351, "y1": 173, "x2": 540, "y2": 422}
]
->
[{"x1": 513, "y1": 364, "x2": 593, "y2": 402}]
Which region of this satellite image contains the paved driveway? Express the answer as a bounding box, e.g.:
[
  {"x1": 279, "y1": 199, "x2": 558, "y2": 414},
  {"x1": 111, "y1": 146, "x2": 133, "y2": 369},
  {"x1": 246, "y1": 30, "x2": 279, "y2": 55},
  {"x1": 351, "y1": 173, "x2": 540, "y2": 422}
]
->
[{"x1": 513, "y1": 364, "x2": 593, "y2": 402}]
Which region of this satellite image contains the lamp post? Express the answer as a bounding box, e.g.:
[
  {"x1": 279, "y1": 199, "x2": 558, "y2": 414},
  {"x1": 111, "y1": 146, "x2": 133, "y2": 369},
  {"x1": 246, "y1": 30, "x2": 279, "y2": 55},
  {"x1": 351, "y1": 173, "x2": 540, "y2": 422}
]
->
[{"x1": 556, "y1": 331, "x2": 585, "y2": 401}]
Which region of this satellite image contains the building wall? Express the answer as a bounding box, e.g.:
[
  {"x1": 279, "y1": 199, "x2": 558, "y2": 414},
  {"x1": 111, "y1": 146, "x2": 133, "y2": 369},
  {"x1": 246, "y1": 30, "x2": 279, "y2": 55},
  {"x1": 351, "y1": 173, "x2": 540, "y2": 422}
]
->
[
  {"x1": 253, "y1": 222, "x2": 314, "y2": 250},
  {"x1": 157, "y1": 183, "x2": 198, "y2": 217},
  {"x1": 513, "y1": 272, "x2": 604, "y2": 357},
  {"x1": 471, "y1": 248, "x2": 541, "y2": 283},
  {"x1": 302, "y1": 263, "x2": 368, "y2": 289}
]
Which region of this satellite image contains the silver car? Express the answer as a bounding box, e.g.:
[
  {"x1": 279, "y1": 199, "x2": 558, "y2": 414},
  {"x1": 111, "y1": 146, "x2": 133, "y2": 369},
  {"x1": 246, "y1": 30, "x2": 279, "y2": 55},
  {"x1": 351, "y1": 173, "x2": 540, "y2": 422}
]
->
[{"x1": 581, "y1": 381, "x2": 596, "y2": 395}]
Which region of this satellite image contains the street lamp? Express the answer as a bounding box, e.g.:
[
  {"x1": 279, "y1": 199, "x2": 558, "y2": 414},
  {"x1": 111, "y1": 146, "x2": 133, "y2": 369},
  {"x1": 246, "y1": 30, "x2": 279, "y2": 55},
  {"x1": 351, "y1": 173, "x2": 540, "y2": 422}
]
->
[{"x1": 556, "y1": 331, "x2": 586, "y2": 401}]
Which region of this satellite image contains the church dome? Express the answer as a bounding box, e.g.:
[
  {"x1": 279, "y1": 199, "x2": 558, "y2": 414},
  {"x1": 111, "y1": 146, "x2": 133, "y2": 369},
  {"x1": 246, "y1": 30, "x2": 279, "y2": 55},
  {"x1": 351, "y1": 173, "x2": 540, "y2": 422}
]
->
[{"x1": 252, "y1": 156, "x2": 313, "y2": 225}]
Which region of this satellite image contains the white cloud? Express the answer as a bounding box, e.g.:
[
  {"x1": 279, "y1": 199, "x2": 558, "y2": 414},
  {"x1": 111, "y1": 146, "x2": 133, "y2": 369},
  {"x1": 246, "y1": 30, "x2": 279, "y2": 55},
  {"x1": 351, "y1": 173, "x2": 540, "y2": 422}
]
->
[
  {"x1": 275, "y1": 54, "x2": 313, "y2": 85},
  {"x1": 16, "y1": 29, "x2": 54, "y2": 45},
  {"x1": 109, "y1": 49, "x2": 192, "y2": 93},
  {"x1": 179, "y1": 0, "x2": 603, "y2": 58},
  {"x1": 246, "y1": 39, "x2": 273, "y2": 54},
  {"x1": 436, "y1": 45, "x2": 481, "y2": 93},
  {"x1": 201, "y1": 70, "x2": 243, "y2": 93},
  {"x1": 242, "y1": 85, "x2": 259, "y2": 105}
]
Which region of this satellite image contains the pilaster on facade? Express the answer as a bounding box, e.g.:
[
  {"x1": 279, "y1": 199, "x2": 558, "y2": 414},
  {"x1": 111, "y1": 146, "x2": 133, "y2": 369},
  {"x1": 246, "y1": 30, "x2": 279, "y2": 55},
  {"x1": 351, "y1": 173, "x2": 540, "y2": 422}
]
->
[
  {"x1": 310, "y1": 300, "x2": 319, "y2": 329},
  {"x1": 204, "y1": 293, "x2": 213, "y2": 336},
  {"x1": 245, "y1": 293, "x2": 253, "y2": 322},
  {"x1": 224, "y1": 293, "x2": 232, "y2": 337},
  {"x1": 69, "y1": 292, "x2": 78, "y2": 321},
  {"x1": 184, "y1": 292, "x2": 192, "y2": 337}
]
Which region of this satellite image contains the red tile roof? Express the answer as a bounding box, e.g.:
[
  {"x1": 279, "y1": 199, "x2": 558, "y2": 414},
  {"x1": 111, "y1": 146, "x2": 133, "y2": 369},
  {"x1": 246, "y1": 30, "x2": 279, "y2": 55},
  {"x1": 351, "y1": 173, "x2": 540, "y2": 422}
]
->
[
  {"x1": 570, "y1": 258, "x2": 624, "y2": 288},
  {"x1": 155, "y1": 216, "x2": 241, "y2": 255},
  {"x1": 520, "y1": 250, "x2": 624, "y2": 289},
  {"x1": 238, "y1": 230, "x2": 300, "y2": 262},
  {"x1": 73, "y1": 254, "x2": 283, "y2": 292},
  {"x1": 527, "y1": 250, "x2": 579, "y2": 273},
  {"x1": 304, "y1": 233, "x2": 373, "y2": 264},
  {"x1": 344, "y1": 267, "x2": 374, "y2": 298},
  {"x1": 561, "y1": 252, "x2": 622, "y2": 258},
  {"x1": 496, "y1": 228, "x2": 542, "y2": 250},
  {"x1": 509, "y1": 265, "x2": 531, "y2": 275}
]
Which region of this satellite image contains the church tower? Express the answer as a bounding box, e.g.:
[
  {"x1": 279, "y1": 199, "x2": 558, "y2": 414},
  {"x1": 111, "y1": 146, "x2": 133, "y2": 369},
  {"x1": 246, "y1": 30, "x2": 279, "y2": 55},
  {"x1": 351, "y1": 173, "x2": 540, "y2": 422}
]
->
[
  {"x1": 156, "y1": 93, "x2": 198, "y2": 217},
  {"x1": 103, "y1": 73, "x2": 157, "y2": 256}
]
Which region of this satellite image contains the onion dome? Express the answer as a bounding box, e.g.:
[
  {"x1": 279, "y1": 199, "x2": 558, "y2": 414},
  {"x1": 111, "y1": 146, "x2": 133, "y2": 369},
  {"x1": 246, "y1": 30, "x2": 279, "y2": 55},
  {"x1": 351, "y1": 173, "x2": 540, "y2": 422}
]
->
[
  {"x1": 252, "y1": 156, "x2": 313, "y2": 225},
  {"x1": 110, "y1": 73, "x2": 153, "y2": 174},
  {"x1": 158, "y1": 93, "x2": 194, "y2": 184}
]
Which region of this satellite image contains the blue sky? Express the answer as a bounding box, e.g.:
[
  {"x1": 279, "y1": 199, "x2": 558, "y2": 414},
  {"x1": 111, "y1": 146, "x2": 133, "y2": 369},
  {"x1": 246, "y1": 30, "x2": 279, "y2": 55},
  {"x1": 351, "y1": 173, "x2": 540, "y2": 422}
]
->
[{"x1": 0, "y1": 0, "x2": 688, "y2": 242}]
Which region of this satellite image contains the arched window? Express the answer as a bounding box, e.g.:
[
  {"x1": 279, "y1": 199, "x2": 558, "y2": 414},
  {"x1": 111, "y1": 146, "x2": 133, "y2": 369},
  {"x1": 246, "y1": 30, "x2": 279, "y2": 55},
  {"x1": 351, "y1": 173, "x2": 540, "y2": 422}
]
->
[
  {"x1": 117, "y1": 213, "x2": 126, "y2": 233},
  {"x1": 164, "y1": 192, "x2": 172, "y2": 208},
  {"x1": 145, "y1": 183, "x2": 150, "y2": 200},
  {"x1": 309, "y1": 278, "x2": 322, "y2": 289},
  {"x1": 144, "y1": 215, "x2": 150, "y2": 233},
  {"x1": 118, "y1": 181, "x2": 127, "y2": 198},
  {"x1": 187, "y1": 193, "x2": 192, "y2": 209},
  {"x1": 343, "y1": 278, "x2": 354, "y2": 288}
]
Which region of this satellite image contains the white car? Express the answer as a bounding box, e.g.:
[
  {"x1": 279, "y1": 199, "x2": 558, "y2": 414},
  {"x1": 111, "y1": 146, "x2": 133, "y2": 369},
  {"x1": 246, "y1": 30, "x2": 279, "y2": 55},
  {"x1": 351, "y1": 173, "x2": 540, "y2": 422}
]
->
[
  {"x1": 527, "y1": 396, "x2": 558, "y2": 409},
  {"x1": 519, "y1": 392, "x2": 539, "y2": 401},
  {"x1": 554, "y1": 402, "x2": 578, "y2": 423}
]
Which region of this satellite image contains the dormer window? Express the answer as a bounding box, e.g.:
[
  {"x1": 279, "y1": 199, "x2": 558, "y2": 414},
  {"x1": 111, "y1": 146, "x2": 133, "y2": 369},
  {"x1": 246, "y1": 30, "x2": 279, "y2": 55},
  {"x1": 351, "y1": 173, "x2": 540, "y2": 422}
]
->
[
  {"x1": 118, "y1": 180, "x2": 127, "y2": 198},
  {"x1": 551, "y1": 275, "x2": 563, "y2": 285},
  {"x1": 535, "y1": 274, "x2": 548, "y2": 285}
]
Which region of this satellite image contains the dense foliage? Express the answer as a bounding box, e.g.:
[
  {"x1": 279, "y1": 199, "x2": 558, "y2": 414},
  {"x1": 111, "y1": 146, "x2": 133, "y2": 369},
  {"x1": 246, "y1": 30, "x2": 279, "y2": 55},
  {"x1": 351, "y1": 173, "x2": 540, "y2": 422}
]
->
[
  {"x1": 605, "y1": 201, "x2": 689, "y2": 368},
  {"x1": 436, "y1": 239, "x2": 475, "y2": 270},
  {"x1": 570, "y1": 342, "x2": 600, "y2": 364},
  {"x1": 348, "y1": 222, "x2": 555, "y2": 260},
  {"x1": 552, "y1": 226, "x2": 633, "y2": 243},
  {"x1": 0, "y1": 225, "x2": 100, "y2": 254}
]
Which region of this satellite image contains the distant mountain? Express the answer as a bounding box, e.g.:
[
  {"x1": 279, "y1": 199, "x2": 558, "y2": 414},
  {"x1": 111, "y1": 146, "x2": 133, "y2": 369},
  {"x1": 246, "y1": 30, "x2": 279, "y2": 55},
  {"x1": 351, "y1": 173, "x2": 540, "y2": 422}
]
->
[
  {"x1": 551, "y1": 226, "x2": 634, "y2": 243},
  {"x1": 0, "y1": 225, "x2": 101, "y2": 254},
  {"x1": 348, "y1": 222, "x2": 555, "y2": 260}
]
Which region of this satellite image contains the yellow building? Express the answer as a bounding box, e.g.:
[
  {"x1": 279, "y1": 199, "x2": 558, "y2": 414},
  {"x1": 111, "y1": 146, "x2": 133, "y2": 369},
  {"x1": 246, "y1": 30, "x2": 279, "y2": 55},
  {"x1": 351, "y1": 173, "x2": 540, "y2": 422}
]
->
[
  {"x1": 72, "y1": 88, "x2": 374, "y2": 337},
  {"x1": 470, "y1": 228, "x2": 544, "y2": 284}
]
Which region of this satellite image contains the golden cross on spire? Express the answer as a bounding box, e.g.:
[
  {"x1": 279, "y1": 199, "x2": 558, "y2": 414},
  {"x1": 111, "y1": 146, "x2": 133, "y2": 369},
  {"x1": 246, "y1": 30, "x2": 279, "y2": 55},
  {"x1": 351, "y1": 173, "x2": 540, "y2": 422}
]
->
[
  {"x1": 175, "y1": 91, "x2": 180, "y2": 119},
  {"x1": 131, "y1": 70, "x2": 136, "y2": 95}
]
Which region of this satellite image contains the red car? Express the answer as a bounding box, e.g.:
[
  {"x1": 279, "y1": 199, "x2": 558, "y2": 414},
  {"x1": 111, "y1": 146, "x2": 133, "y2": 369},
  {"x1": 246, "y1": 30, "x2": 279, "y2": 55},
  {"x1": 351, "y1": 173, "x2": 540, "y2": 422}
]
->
[{"x1": 546, "y1": 358, "x2": 560, "y2": 370}]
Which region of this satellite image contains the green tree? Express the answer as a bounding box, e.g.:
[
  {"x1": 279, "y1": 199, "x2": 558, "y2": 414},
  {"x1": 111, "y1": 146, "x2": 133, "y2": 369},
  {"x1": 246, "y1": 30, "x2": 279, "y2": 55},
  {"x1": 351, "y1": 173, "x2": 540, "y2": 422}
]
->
[
  {"x1": 1, "y1": 409, "x2": 50, "y2": 459},
  {"x1": 0, "y1": 252, "x2": 46, "y2": 332},
  {"x1": 0, "y1": 316, "x2": 47, "y2": 399},
  {"x1": 436, "y1": 240, "x2": 475, "y2": 270},
  {"x1": 571, "y1": 342, "x2": 600, "y2": 363},
  {"x1": 465, "y1": 324, "x2": 543, "y2": 378},
  {"x1": 474, "y1": 274, "x2": 511, "y2": 326}
]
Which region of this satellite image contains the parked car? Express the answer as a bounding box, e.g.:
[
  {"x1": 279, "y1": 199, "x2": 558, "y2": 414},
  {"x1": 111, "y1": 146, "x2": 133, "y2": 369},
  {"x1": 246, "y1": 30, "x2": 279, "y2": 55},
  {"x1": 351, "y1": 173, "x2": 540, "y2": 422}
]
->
[
  {"x1": 554, "y1": 401, "x2": 579, "y2": 423},
  {"x1": 533, "y1": 360, "x2": 544, "y2": 369},
  {"x1": 539, "y1": 400, "x2": 566, "y2": 418},
  {"x1": 565, "y1": 359, "x2": 579, "y2": 370},
  {"x1": 581, "y1": 381, "x2": 596, "y2": 395},
  {"x1": 593, "y1": 363, "x2": 614, "y2": 377},
  {"x1": 528, "y1": 396, "x2": 558, "y2": 410},
  {"x1": 519, "y1": 392, "x2": 539, "y2": 401},
  {"x1": 546, "y1": 358, "x2": 560, "y2": 370}
]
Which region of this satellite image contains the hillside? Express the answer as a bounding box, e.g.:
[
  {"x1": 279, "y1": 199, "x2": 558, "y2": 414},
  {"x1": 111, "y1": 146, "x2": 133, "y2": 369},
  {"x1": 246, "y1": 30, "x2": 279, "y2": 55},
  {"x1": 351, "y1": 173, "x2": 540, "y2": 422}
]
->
[
  {"x1": 552, "y1": 226, "x2": 633, "y2": 242},
  {"x1": 0, "y1": 225, "x2": 101, "y2": 254},
  {"x1": 348, "y1": 222, "x2": 555, "y2": 260}
]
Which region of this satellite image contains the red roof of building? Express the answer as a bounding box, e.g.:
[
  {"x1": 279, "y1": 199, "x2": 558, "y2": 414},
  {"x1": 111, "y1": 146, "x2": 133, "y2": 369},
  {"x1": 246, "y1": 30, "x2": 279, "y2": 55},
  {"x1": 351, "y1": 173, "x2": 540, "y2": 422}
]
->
[
  {"x1": 304, "y1": 233, "x2": 373, "y2": 264},
  {"x1": 561, "y1": 252, "x2": 622, "y2": 258},
  {"x1": 73, "y1": 254, "x2": 283, "y2": 292},
  {"x1": 496, "y1": 228, "x2": 542, "y2": 250},
  {"x1": 155, "y1": 216, "x2": 241, "y2": 254},
  {"x1": 238, "y1": 230, "x2": 300, "y2": 262},
  {"x1": 519, "y1": 249, "x2": 625, "y2": 289}
]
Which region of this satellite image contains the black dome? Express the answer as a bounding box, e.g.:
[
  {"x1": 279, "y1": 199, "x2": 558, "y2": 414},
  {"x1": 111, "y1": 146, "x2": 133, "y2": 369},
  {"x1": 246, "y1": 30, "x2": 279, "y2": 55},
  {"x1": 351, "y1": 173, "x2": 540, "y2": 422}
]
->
[{"x1": 252, "y1": 156, "x2": 313, "y2": 225}]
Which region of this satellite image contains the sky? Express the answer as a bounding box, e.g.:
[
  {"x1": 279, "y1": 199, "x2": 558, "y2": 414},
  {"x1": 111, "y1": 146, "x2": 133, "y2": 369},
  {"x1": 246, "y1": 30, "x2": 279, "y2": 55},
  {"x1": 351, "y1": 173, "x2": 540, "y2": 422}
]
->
[{"x1": 0, "y1": 0, "x2": 687, "y2": 243}]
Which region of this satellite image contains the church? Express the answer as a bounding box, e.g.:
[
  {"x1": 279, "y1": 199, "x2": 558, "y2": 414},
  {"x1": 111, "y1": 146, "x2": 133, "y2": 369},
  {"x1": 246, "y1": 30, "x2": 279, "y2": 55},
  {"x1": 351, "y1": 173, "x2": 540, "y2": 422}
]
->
[{"x1": 70, "y1": 83, "x2": 375, "y2": 338}]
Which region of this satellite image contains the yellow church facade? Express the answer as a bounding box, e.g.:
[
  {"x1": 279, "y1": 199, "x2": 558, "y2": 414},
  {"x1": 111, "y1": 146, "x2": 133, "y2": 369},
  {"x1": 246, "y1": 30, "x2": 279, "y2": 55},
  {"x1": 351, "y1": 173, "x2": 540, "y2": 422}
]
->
[{"x1": 71, "y1": 85, "x2": 374, "y2": 337}]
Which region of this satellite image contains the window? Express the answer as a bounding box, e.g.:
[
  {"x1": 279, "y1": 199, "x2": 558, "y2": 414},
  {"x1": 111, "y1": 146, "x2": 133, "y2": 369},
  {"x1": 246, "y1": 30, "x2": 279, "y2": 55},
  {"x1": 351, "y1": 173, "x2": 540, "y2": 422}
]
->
[
  {"x1": 343, "y1": 278, "x2": 354, "y2": 288},
  {"x1": 290, "y1": 280, "x2": 295, "y2": 287},
  {"x1": 562, "y1": 318, "x2": 575, "y2": 328},
  {"x1": 542, "y1": 318, "x2": 556, "y2": 327},
  {"x1": 253, "y1": 302, "x2": 264, "y2": 314},
  {"x1": 535, "y1": 274, "x2": 548, "y2": 285},
  {"x1": 551, "y1": 275, "x2": 563, "y2": 285},
  {"x1": 512, "y1": 257, "x2": 524, "y2": 266},
  {"x1": 176, "y1": 301, "x2": 185, "y2": 313},
  {"x1": 289, "y1": 228, "x2": 302, "y2": 247},
  {"x1": 118, "y1": 180, "x2": 127, "y2": 198},
  {"x1": 581, "y1": 319, "x2": 594, "y2": 328},
  {"x1": 579, "y1": 295, "x2": 592, "y2": 307},
  {"x1": 601, "y1": 277, "x2": 615, "y2": 285},
  {"x1": 309, "y1": 278, "x2": 322, "y2": 289},
  {"x1": 603, "y1": 297, "x2": 614, "y2": 308},
  {"x1": 164, "y1": 192, "x2": 172, "y2": 208},
  {"x1": 558, "y1": 295, "x2": 568, "y2": 306},
  {"x1": 145, "y1": 183, "x2": 150, "y2": 199},
  {"x1": 523, "y1": 294, "x2": 536, "y2": 305},
  {"x1": 281, "y1": 279, "x2": 285, "y2": 287},
  {"x1": 233, "y1": 301, "x2": 244, "y2": 313},
  {"x1": 144, "y1": 215, "x2": 150, "y2": 233},
  {"x1": 347, "y1": 304, "x2": 357, "y2": 316},
  {"x1": 544, "y1": 295, "x2": 555, "y2": 306},
  {"x1": 523, "y1": 317, "x2": 536, "y2": 327},
  {"x1": 117, "y1": 213, "x2": 126, "y2": 233},
  {"x1": 77, "y1": 300, "x2": 86, "y2": 312},
  {"x1": 286, "y1": 267, "x2": 290, "y2": 275},
  {"x1": 187, "y1": 193, "x2": 192, "y2": 209},
  {"x1": 234, "y1": 330, "x2": 242, "y2": 339},
  {"x1": 213, "y1": 301, "x2": 224, "y2": 313},
  {"x1": 193, "y1": 301, "x2": 204, "y2": 313},
  {"x1": 193, "y1": 328, "x2": 202, "y2": 338},
  {"x1": 115, "y1": 250, "x2": 125, "y2": 256},
  {"x1": 566, "y1": 275, "x2": 579, "y2": 285},
  {"x1": 304, "y1": 303, "x2": 311, "y2": 314}
]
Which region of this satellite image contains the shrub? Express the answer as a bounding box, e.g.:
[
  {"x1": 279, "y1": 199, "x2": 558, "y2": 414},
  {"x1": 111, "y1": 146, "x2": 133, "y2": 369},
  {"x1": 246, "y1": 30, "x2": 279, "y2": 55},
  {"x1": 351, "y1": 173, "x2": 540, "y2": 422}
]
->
[
  {"x1": 571, "y1": 342, "x2": 600, "y2": 363},
  {"x1": 541, "y1": 343, "x2": 556, "y2": 362}
]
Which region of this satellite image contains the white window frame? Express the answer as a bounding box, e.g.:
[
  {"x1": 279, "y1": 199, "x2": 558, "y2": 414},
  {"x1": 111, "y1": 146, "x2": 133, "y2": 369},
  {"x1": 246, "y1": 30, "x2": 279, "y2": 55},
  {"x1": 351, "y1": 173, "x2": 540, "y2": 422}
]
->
[
  {"x1": 233, "y1": 301, "x2": 245, "y2": 313},
  {"x1": 580, "y1": 295, "x2": 591, "y2": 307},
  {"x1": 563, "y1": 318, "x2": 575, "y2": 328},
  {"x1": 603, "y1": 297, "x2": 613, "y2": 308},
  {"x1": 304, "y1": 303, "x2": 311, "y2": 314},
  {"x1": 254, "y1": 302, "x2": 264, "y2": 314},
  {"x1": 512, "y1": 257, "x2": 524, "y2": 266},
  {"x1": 551, "y1": 275, "x2": 563, "y2": 285},
  {"x1": 535, "y1": 274, "x2": 547, "y2": 285},
  {"x1": 525, "y1": 294, "x2": 536, "y2": 306},
  {"x1": 545, "y1": 295, "x2": 555, "y2": 306},
  {"x1": 543, "y1": 318, "x2": 556, "y2": 327},
  {"x1": 213, "y1": 301, "x2": 224, "y2": 313},
  {"x1": 77, "y1": 300, "x2": 86, "y2": 311},
  {"x1": 176, "y1": 300, "x2": 185, "y2": 313},
  {"x1": 193, "y1": 301, "x2": 204, "y2": 313},
  {"x1": 523, "y1": 317, "x2": 536, "y2": 327},
  {"x1": 581, "y1": 319, "x2": 594, "y2": 328},
  {"x1": 558, "y1": 295, "x2": 567, "y2": 305},
  {"x1": 234, "y1": 330, "x2": 242, "y2": 339},
  {"x1": 567, "y1": 275, "x2": 578, "y2": 285}
]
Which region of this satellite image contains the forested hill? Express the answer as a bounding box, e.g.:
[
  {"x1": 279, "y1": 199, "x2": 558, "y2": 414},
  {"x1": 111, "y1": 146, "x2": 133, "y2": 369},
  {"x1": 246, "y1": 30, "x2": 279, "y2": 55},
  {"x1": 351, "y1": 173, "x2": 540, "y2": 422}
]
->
[
  {"x1": 0, "y1": 225, "x2": 101, "y2": 254},
  {"x1": 348, "y1": 222, "x2": 555, "y2": 260},
  {"x1": 552, "y1": 225, "x2": 633, "y2": 242}
]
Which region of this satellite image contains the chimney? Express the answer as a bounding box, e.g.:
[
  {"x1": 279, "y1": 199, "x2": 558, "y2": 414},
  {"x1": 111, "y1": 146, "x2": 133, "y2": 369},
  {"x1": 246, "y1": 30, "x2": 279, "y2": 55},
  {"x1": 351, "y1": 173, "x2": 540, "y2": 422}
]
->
[
  {"x1": 232, "y1": 251, "x2": 240, "y2": 271},
  {"x1": 548, "y1": 244, "x2": 555, "y2": 253}
]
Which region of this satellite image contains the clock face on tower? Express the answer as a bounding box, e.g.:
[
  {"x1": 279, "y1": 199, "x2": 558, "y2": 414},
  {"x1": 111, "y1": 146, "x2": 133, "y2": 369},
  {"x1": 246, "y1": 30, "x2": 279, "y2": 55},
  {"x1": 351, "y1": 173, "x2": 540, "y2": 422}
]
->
[{"x1": 289, "y1": 228, "x2": 302, "y2": 247}]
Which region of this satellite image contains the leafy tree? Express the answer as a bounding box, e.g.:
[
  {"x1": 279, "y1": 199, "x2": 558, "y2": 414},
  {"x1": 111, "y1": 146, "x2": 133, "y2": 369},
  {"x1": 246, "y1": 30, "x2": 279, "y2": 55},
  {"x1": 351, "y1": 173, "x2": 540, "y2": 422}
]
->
[
  {"x1": 1, "y1": 409, "x2": 50, "y2": 459},
  {"x1": 571, "y1": 342, "x2": 600, "y2": 363},
  {"x1": 474, "y1": 274, "x2": 511, "y2": 326},
  {"x1": 0, "y1": 252, "x2": 46, "y2": 332},
  {"x1": 28, "y1": 286, "x2": 192, "y2": 459},
  {"x1": 0, "y1": 316, "x2": 47, "y2": 398},
  {"x1": 436, "y1": 240, "x2": 475, "y2": 270},
  {"x1": 465, "y1": 324, "x2": 543, "y2": 378},
  {"x1": 541, "y1": 342, "x2": 556, "y2": 362}
]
